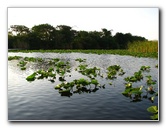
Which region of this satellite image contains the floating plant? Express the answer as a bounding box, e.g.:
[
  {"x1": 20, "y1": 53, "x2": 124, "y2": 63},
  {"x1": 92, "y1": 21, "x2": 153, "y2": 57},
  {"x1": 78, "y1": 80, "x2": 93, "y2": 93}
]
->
[
  {"x1": 26, "y1": 68, "x2": 56, "y2": 82},
  {"x1": 146, "y1": 75, "x2": 157, "y2": 85},
  {"x1": 106, "y1": 65, "x2": 125, "y2": 79},
  {"x1": 75, "y1": 58, "x2": 86, "y2": 63},
  {"x1": 155, "y1": 64, "x2": 158, "y2": 68},
  {"x1": 124, "y1": 71, "x2": 143, "y2": 82},
  {"x1": 8, "y1": 56, "x2": 23, "y2": 60},
  {"x1": 54, "y1": 78, "x2": 102, "y2": 97},
  {"x1": 122, "y1": 65, "x2": 158, "y2": 119},
  {"x1": 76, "y1": 64, "x2": 101, "y2": 79},
  {"x1": 23, "y1": 57, "x2": 43, "y2": 62},
  {"x1": 147, "y1": 106, "x2": 158, "y2": 120},
  {"x1": 140, "y1": 65, "x2": 151, "y2": 71},
  {"x1": 17, "y1": 60, "x2": 27, "y2": 70}
]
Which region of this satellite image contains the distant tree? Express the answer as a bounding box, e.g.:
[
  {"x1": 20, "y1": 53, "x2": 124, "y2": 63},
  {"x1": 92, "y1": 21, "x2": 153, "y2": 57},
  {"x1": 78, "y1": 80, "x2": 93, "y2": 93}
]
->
[
  {"x1": 10, "y1": 25, "x2": 30, "y2": 36},
  {"x1": 55, "y1": 25, "x2": 76, "y2": 49},
  {"x1": 31, "y1": 24, "x2": 56, "y2": 49},
  {"x1": 8, "y1": 24, "x2": 147, "y2": 50},
  {"x1": 8, "y1": 25, "x2": 30, "y2": 49}
]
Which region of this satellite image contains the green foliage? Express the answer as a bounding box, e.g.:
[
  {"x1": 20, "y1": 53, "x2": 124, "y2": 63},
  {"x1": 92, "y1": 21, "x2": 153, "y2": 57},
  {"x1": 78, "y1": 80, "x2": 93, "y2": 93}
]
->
[
  {"x1": 26, "y1": 73, "x2": 36, "y2": 81},
  {"x1": 140, "y1": 66, "x2": 151, "y2": 71},
  {"x1": 146, "y1": 75, "x2": 157, "y2": 85},
  {"x1": 124, "y1": 71, "x2": 143, "y2": 82},
  {"x1": 8, "y1": 56, "x2": 23, "y2": 60},
  {"x1": 17, "y1": 60, "x2": 27, "y2": 70},
  {"x1": 15, "y1": 56, "x2": 158, "y2": 119},
  {"x1": 128, "y1": 41, "x2": 158, "y2": 54},
  {"x1": 54, "y1": 78, "x2": 101, "y2": 97},
  {"x1": 8, "y1": 23, "x2": 148, "y2": 50},
  {"x1": 8, "y1": 49, "x2": 158, "y2": 58},
  {"x1": 75, "y1": 58, "x2": 86, "y2": 63},
  {"x1": 76, "y1": 64, "x2": 100, "y2": 78},
  {"x1": 107, "y1": 65, "x2": 125, "y2": 79},
  {"x1": 147, "y1": 106, "x2": 158, "y2": 120}
]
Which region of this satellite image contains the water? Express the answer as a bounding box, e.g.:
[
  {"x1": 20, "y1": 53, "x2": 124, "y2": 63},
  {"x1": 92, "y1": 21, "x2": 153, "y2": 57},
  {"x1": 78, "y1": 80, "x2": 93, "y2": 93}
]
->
[{"x1": 8, "y1": 53, "x2": 159, "y2": 120}]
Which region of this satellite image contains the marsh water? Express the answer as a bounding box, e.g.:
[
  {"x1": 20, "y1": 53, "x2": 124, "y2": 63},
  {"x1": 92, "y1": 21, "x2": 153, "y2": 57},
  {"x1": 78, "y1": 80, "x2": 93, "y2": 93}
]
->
[{"x1": 8, "y1": 53, "x2": 158, "y2": 120}]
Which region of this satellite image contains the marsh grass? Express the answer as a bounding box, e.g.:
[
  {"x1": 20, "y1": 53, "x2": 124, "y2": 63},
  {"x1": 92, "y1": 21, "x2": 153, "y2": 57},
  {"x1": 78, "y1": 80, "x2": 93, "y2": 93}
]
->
[
  {"x1": 128, "y1": 41, "x2": 158, "y2": 53},
  {"x1": 8, "y1": 41, "x2": 159, "y2": 58}
]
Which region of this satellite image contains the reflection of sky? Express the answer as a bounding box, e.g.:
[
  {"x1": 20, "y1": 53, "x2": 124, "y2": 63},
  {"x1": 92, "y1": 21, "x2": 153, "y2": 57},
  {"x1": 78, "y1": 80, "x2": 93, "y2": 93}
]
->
[{"x1": 8, "y1": 8, "x2": 158, "y2": 40}]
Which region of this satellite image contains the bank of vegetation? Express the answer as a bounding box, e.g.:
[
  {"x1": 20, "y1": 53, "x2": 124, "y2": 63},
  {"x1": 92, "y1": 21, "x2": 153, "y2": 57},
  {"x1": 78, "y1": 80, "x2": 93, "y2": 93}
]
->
[
  {"x1": 8, "y1": 24, "x2": 147, "y2": 50},
  {"x1": 8, "y1": 24, "x2": 158, "y2": 58}
]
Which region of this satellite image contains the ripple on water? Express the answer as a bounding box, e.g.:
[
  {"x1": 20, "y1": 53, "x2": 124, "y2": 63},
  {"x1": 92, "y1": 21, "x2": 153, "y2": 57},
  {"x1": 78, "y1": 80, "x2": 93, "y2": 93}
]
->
[{"x1": 8, "y1": 53, "x2": 158, "y2": 120}]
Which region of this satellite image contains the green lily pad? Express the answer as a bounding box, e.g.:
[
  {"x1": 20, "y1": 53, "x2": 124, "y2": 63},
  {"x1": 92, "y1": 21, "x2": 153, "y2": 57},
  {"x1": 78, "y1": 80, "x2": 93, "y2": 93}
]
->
[
  {"x1": 26, "y1": 73, "x2": 36, "y2": 81},
  {"x1": 147, "y1": 106, "x2": 158, "y2": 114}
]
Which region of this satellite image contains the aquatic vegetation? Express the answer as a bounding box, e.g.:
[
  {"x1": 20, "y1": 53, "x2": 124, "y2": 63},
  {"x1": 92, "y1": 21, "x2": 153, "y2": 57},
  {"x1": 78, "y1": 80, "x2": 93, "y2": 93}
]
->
[
  {"x1": 9, "y1": 55, "x2": 158, "y2": 119},
  {"x1": 122, "y1": 85, "x2": 143, "y2": 98},
  {"x1": 48, "y1": 58, "x2": 60, "y2": 65},
  {"x1": 23, "y1": 57, "x2": 43, "y2": 62},
  {"x1": 128, "y1": 41, "x2": 158, "y2": 54},
  {"x1": 155, "y1": 64, "x2": 158, "y2": 68},
  {"x1": 106, "y1": 65, "x2": 125, "y2": 79},
  {"x1": 26, "y1": 68, "x2": 56, "y2": 82},
  {"x1": 8, "y1": 49, "x2": 158, "y2": 58},
  {"x1": 17, "y1": 60, "x2": 27, "y2": 70},
  {"x1": 8, "y1": 56, "x2": 23, "y2": 60},
  {"x1": 122, "y1": 65, "x2": 158, "y2": 119},
  {"x1": 140, "y1": 66, "x2": 151, "y2": 71},
  {"x1": 75, "y1": 58, "x2": 86, "y2": 63},
  {"x1": 147, "y1": 106, "x2": 158, "y2": 120},
  {"x1": 76, "y1": 64, "x2": 100, "y2": 78},
  {"x1": 146, "y1": 75, "x2": 156, "y2": 85},
  {"x1": 54, "y1": 78, "x2": 101, "y2": 97},
  {"x1": 124, "y1": 71, "x2": 143, "y2": 82},
  {"x1": 26, "y1": 72, "x2": 37, "y2": 81}
]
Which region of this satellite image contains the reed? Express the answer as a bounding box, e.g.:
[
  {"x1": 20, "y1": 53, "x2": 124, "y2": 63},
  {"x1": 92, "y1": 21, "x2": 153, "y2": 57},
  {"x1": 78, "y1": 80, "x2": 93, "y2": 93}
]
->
[{"x1": 128, "y1": 40, "x2": 158, "y2": 53}]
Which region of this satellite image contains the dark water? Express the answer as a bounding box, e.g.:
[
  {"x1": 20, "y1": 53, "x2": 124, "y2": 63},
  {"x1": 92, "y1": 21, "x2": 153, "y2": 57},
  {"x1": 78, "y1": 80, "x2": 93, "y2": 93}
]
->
[{"x1": 8, "y1": 53, "x2": 159, "y2": 120}]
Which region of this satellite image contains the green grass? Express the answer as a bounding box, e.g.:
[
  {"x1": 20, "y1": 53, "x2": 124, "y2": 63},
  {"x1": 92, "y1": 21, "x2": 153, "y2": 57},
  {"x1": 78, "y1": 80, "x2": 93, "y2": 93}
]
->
[
  {"x1": 128, "y1": 40, "x2": 158, "y2": 53},
  {"x1": 8, "y1": 49, "x2": 158, "y2": 58}
]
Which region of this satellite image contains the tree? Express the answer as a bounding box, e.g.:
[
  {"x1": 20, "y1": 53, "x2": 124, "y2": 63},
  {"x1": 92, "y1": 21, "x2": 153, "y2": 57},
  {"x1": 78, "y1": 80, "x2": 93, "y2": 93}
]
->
[
  {"x1": 10, "y1": 25, "x2": 30, "y2": 36},
  {"x1": 55, "y1": 25, "x2": 76, "y2": 49},
  {"x1": 31, "y1": 24, "x2": 56, "y2": 49}
]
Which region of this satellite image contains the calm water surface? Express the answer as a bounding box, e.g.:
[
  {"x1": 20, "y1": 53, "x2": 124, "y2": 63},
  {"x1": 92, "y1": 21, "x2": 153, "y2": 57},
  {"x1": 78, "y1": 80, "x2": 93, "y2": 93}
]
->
[{"x1": 8, "y1": 53, "x2": 159, "y2": 120}]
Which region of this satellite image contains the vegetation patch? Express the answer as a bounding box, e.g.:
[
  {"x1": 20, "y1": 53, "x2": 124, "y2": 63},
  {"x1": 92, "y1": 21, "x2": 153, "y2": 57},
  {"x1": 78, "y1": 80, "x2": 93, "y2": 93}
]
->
[{"x1": 8, "y1": 56, "x2": 158, "y2": 120}]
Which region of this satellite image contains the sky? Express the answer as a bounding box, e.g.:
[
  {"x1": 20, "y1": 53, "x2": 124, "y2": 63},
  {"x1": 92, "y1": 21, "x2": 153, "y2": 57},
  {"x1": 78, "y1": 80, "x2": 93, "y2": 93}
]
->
[{"x1": 8, "y1": 8, "x2": 159, "y2": 40}]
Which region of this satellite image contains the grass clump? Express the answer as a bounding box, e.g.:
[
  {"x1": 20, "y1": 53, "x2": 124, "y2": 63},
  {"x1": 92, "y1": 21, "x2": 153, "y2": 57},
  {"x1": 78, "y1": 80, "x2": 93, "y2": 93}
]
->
[{"x1": 128, "y1": 41, "x2": 158, "y2": 53}]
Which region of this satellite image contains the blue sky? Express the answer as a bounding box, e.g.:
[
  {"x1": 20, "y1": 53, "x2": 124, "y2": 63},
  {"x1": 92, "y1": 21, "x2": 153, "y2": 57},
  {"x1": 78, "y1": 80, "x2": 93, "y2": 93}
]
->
[{"x1": 8, "y1": 8, "x2": 159, "y2": 40}]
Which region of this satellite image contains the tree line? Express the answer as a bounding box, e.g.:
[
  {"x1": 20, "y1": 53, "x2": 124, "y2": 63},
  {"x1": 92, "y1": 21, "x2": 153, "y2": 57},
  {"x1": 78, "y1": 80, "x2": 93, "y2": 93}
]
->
[{"x1": 8, "y1": 24, "x2": 147, "y2": 50}]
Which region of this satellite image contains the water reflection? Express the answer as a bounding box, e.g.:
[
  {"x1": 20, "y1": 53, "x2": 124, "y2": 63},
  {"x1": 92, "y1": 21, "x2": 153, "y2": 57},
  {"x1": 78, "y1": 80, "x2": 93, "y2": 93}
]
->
[{"x1": 8, "y1": 53, "x2": 159, "y2": 120}]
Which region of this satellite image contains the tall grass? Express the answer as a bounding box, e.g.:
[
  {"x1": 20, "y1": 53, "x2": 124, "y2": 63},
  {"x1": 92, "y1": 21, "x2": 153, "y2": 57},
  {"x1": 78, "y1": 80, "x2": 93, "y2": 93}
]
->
[{"x1": 128, "y1": 41, "x2": 158, "y2": 53}]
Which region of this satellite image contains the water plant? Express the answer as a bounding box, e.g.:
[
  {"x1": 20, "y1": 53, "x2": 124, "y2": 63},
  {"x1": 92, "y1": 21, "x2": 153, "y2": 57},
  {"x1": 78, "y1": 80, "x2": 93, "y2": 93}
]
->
[
  {"x1": 23, "y1": 57, "x2": 43, "y2": 62},
  {"x1": 54, "y1": 78, "x2": 101, "y2": 97},
  {"x1": 124, "y1": 71, "x2": 143, "y2": 82},
  {"x1": 122, "y1": 65, "x2": 158, "y2": 119},
  {"x1": 128, "y1": 41, "x2": 158, "y2": 54},
  {"x1": 147, "y1": 106, "x2": 158, "y2": 120},
  {"x1": 122, "y1": 85, "x2": 143, "y2": 101},
  {"x1": 155, "y1": 64, "x2": 158, "y2": 68},
  {"x1": 75, "y1": 58, "x2": 86, "y2": 63},
  {"x1": 8, "y1": 56, "x2": 23, "y2": 60},
  {"x1": 146, "y1": 75, "x2": 156, "y2": 85},
  {"x1": 26, "y1": 72, "x2": 37, "y2": 81},
  {"x1": 106, "y1": 65, "x2": 124, "y2": 79},
  {"x1": 17, "y1": 60, "x2": 27, "y2": 70},
  {"x1": 26, "y1": 68, "x2": 56, "y2": 82},
  {"x1": 76, "y1": 64, "x2": 100, "y2": 78},
  {"x1": 8, "y1": 49, "x2": 158, "y2": 58},
  {"x1": 140, "y1": 66, "x2": 150, "y2": 71}
]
